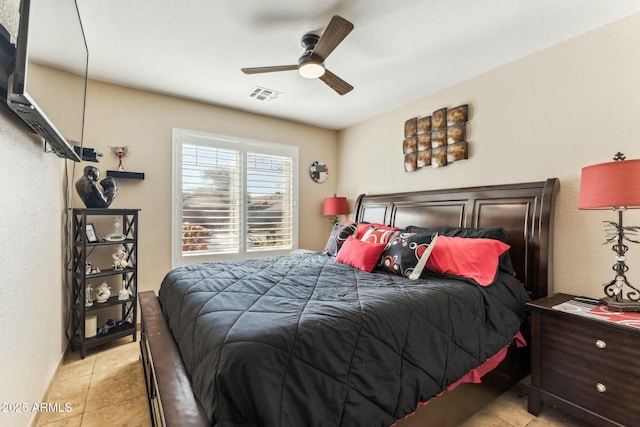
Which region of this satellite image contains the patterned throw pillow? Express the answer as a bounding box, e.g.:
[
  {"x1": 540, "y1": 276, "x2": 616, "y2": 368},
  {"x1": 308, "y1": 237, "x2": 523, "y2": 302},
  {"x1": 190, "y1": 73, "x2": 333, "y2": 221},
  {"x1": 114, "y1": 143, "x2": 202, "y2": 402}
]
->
[
  {"x1": 380, "y1": 232, "x2": 437, "y2": 278},
  {"x1": 360, "y1": 224, "x2": 399, "y2": 244},
  {"x1": 324, "y1": 222, "x2": 357, "y2": 256},
  {"x1": 354, "y1": 222, "x2": 396, "y2": 239}
]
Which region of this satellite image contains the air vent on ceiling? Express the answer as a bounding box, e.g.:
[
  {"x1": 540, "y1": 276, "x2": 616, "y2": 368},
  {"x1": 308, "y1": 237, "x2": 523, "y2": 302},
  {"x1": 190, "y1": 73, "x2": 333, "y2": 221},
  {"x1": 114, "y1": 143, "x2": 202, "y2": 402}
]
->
[{"x1": 249, "y1": 86, "x2": 282, "y2": 101}]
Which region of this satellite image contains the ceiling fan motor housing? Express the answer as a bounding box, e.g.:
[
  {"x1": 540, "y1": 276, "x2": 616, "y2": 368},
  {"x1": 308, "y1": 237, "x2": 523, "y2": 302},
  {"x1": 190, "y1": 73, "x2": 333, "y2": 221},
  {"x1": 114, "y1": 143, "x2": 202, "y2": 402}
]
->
[
  {"x1": 301, "y1": 33, "x2": 320, "y2": 54},
  {"x1": 298, "y1": 33, "x2": 324, "y2": 78}
]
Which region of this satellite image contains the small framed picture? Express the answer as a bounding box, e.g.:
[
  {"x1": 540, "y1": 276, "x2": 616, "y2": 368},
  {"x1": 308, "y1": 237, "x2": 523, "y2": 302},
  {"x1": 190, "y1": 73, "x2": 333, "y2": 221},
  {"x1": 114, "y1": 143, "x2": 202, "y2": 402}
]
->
[
  {"x1": 447, "y1": 123, "x2": 466, "y2": 144},
  {"x1": 86, "y1": 224, "x2": 98, "y2": 243},
  {"x1": 431, "y1": 146, "x2": 448, "y2": 168},
  {"x1": 447, "y1": 141, "x2": 469, "y2": 162},
  {"x1": 417, "y1": 133, "x2": 432, "y2": 151},
  {"x1": 417, "y1": 116, "x2": 431, "y2": 134},
  {"x1": 404, "y1": 117, "x2": 417, "y2": 138},
  {"x1": 404, "y1": 152, "x2": 418, "y2": 172},
  {"x1": 403, "y1": 137, "x2": 417, "y2": 154},
  {"x1": 431, "y1": 129, "x2": 447, "y2": 147},
  {"x1": 447, "y1": 104, "x2": 468, "y2": 125},
  {"x1": 432, "y1": 108, "x2": 447, "y2": 129},
  {"x1": 417, "y1": 149, "x2": 432, "y2": 168}
]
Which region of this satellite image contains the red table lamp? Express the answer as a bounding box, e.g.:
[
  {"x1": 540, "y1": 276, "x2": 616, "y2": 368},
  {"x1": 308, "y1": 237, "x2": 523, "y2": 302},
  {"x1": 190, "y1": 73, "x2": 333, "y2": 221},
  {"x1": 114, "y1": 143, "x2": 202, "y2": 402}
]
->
[
  {"x1": 579, "y1": 152, "x2": 640, "y2": 311},
  {"x1": 323, "y1": 196, "x2": 348, "y2": 224}
]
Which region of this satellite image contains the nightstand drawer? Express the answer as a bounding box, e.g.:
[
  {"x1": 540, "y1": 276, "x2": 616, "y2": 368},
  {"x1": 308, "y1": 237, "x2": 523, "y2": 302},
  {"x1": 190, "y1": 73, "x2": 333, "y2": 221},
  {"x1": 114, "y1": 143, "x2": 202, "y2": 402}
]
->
[
  {"x1": 540, "y1": 313, "x2": 640, "y2": 377},
  {"x1": 541, "y1": 347, "x2": 640, "y2": 426}
]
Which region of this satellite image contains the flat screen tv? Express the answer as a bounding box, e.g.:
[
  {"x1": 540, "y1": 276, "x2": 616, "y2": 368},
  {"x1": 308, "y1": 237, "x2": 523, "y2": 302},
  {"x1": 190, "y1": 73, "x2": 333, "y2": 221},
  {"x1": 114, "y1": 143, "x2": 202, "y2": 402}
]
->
[{"x1": 6, "y1": 0, "x2": 88, "y2": 162}]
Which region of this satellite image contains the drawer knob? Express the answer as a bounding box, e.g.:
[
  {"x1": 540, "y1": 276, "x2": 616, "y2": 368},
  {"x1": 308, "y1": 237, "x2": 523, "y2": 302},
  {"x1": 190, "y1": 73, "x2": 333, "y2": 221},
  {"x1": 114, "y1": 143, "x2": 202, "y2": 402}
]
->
[
  {"x1": 595, "y1": 339, "x2": 607, "y2": 349},
  {"x1": 596, "y1": 383, "x2": 607, "y2": 393}
]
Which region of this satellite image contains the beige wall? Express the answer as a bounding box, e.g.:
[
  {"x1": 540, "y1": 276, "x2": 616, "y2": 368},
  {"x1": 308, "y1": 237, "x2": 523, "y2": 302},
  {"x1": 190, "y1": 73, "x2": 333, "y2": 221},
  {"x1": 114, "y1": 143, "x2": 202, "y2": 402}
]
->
[
  {"x1": 337, "y1": 13, "x2": 640, "y2": 298},
  {"x1": 82, "y1": 82, "x2": 339, "y2": 292},
  {"x1": 0, "y1": 107, "x2": 67, "y2": 426}
]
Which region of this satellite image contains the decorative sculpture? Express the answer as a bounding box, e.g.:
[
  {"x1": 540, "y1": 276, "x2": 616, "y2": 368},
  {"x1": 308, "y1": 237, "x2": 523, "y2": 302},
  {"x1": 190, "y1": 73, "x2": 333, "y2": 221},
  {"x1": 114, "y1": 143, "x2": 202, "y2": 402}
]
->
[
  {"x1": 118, "y1": 278, "x2": 131, "y2": 301},
  {"x1": 85, "y1": 283, "x2": 93, "y2": 307},
  {"x1": 75, "y1": 166, "x2": 117, "y2": 208},
  {"x1": 112, "y1": 245, "x2": 130, "y2": 270},
  {"x1": 98, "y1": 318, "x2": 115, "y2": 336},
  {"x1": 110, "y1": 146, "x2": 129, "y2": 171},
  {"x1": 96, "y1": 282, "x2": 111, "y2": 303}
]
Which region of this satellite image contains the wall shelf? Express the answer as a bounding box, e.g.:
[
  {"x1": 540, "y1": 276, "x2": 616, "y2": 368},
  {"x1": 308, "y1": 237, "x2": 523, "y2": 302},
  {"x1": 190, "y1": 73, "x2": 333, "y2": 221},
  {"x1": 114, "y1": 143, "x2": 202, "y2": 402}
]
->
[{"x1": 106, "y1": 170, "x2": 145, "y2": 180}]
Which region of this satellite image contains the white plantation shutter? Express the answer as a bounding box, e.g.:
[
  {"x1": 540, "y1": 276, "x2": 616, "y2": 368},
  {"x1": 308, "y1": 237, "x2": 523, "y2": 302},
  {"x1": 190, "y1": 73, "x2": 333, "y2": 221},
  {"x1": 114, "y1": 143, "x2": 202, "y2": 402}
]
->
[
  {"x1": 181, "y1": 144, "x2": 240, "y2": 254},
  {"x1": 172, "y1": 129, "x2": 298, "y2": 266},
  {"x1": 246, "y1": 152, "x2": 294, "y2": 251}
]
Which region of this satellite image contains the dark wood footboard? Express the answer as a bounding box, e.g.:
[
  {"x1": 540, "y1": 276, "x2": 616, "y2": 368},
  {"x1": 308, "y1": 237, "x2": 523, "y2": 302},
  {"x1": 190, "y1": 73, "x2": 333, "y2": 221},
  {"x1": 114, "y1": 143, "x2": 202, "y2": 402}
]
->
[{"x1": 139, "y1": 291, "x2": 209, "y2": 426}]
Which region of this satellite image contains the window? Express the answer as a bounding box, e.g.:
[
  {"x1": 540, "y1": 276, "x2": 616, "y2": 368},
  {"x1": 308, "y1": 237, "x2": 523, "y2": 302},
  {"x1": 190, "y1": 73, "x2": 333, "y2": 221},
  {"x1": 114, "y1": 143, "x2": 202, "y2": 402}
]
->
[{"x1": 172, "y1": 129, "x2": 298, "y2": 266}]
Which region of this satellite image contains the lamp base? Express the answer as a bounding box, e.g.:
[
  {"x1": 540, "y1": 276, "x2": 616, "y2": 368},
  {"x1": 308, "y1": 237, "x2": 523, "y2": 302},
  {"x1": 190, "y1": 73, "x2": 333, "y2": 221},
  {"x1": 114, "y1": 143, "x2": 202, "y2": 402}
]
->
[{"x1": 599, "y1": 296, "x2": 640, "y2": 312}]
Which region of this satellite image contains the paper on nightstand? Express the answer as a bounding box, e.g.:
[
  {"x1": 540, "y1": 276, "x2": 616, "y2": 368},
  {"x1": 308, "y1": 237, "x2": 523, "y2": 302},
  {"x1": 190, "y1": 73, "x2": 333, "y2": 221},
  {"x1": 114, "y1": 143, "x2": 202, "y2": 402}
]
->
[{"x1": 553, "y1": 299, "x2": 640, "y2": 329}]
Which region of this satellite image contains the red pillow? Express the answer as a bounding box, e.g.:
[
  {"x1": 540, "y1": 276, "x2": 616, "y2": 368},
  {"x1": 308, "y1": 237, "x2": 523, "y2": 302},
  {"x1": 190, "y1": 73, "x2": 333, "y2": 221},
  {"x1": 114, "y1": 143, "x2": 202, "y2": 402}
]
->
[
  {"x1": 336, "y1": 237, "x2": 386, "y2": 272},
  {"x1": 425, "y1": 236, "x2": 510, "y2": 286}
]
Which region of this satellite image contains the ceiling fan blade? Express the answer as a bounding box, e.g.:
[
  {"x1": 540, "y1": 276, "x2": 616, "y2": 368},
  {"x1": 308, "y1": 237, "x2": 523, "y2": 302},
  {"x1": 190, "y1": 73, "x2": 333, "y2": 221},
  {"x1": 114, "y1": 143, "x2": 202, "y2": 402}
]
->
[
  {"x1": 319, "y1": 69, "x2": 353, "y2": 95},
  {"x1": 241, "y1": 65, "x2": 298, "y2": 74},
  {"x1": 313, "y1": 15, "x2": 354, "y2": 60}
]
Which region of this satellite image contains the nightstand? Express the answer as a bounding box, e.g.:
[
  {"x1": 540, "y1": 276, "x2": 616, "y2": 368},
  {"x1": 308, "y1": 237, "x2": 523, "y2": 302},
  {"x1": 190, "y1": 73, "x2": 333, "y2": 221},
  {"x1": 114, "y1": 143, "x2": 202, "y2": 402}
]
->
[{"x1": 527, "y1": 293, "x2": 640, "y2": 426}]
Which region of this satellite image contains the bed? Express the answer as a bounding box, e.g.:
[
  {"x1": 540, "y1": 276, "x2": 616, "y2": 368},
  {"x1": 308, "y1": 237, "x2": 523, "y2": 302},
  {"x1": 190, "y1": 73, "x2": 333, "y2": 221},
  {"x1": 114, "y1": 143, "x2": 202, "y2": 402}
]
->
[{"x1": 139, "y1": 178, "x2": 558, "y2": 427}]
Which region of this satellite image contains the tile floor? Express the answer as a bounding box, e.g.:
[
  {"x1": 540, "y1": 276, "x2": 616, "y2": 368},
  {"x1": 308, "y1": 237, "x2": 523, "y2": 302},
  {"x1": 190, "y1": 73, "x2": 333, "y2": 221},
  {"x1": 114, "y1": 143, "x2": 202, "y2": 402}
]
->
[
  {"x1": 35, "y1": 335, "x2": 150, "y2": 427},
  {"x1": 459, "y1": 380, "x2": 585, "y2": 427},
  {"x1": 36, "y1": 336, "x2": 585, "y2": 427}
]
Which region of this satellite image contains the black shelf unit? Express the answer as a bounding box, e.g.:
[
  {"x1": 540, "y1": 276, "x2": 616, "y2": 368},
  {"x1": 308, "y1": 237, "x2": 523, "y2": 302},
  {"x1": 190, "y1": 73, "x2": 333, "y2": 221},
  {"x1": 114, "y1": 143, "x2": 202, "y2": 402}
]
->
[{"x1": 70, "y1": 208, "x2": 140, "y2": 358}]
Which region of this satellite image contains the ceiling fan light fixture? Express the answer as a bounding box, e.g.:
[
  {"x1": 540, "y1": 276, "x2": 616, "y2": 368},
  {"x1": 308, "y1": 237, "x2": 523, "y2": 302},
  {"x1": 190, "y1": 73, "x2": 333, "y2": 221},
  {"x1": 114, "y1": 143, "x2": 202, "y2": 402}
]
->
[
  {"x1": 298, "y1": 61, "x2": 325, "y2": 79},
  {"x1": 298, "y1": 62, "x2": 324, "y2": 79}
]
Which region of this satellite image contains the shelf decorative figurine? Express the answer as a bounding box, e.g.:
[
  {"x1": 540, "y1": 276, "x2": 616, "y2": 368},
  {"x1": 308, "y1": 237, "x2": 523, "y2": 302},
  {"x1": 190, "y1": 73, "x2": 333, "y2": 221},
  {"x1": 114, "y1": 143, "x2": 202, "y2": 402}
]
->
[
  {"x1": 98, "y1": 318, "x2": 115, "y2": 336},
  {"x1": 96, "y1": 282, "x2": 111, "y2": 303},
  {"x1": 105, "y1": 216, "x2": 126, "y2": 242},
  {"x1": 112, "y1": 245, "x2": 130, "y2": 270},
  {"x1": 75, "y1": 166, "x2": 117, "y2": 208},
  {"x1": 85, "y1": 262, "x2": 100, "y2": 275},
  {"x1": 110, "y1": 146, "x2": 129, "y2": 171},
  {"x1": 118, "y1": 279, "x2": 130, "y2": 301},
  {"x1": 85, "y1": 283, "x2": 93, "y2": 307}
]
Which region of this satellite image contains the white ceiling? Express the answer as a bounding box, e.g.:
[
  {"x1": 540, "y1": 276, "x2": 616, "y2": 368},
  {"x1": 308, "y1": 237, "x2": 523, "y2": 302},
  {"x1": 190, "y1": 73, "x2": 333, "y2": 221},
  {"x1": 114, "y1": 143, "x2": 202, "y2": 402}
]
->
[{"x1": 76, "y1": 0, "x2": 640, "y2": 130}]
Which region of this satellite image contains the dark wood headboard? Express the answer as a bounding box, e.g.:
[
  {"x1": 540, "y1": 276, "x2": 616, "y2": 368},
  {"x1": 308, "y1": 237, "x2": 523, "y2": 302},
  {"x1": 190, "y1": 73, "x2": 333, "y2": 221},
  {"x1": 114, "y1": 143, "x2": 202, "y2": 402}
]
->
[{"x1": 353, "y1": 179, "x2": 559, "y2": 300}]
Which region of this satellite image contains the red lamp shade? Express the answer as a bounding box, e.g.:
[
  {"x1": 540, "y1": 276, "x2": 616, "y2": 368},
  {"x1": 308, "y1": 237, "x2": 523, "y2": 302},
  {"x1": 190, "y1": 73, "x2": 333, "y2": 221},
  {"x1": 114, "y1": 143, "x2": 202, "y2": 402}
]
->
[
  {"x1": 323, "y1": 196, "x2": 348, "y2": 216},
  {"x1": 579, "y1": 159, "x2": 640, "y2": 209}
]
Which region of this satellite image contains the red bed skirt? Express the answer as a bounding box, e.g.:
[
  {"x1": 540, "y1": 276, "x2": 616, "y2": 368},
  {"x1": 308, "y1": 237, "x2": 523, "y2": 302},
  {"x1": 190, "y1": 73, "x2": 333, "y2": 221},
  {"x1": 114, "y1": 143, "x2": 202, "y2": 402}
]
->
[{"x1": 393, "y1": 332, "x2": 526, "y2": 424}]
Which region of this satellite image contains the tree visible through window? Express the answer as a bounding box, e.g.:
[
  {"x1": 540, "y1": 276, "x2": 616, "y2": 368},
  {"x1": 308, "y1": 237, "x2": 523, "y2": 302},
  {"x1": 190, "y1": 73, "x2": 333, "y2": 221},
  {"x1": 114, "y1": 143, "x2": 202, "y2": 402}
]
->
[{"x1": 172, "y1": 129, "x2": 298, "y2": 266}]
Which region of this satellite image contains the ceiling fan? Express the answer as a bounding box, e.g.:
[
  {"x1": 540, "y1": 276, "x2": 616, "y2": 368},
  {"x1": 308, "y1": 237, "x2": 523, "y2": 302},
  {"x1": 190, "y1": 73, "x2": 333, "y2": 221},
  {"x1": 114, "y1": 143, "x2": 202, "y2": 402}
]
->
[{"x1": 241, "y1": 15, "x2": 354, "y2": 95}]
